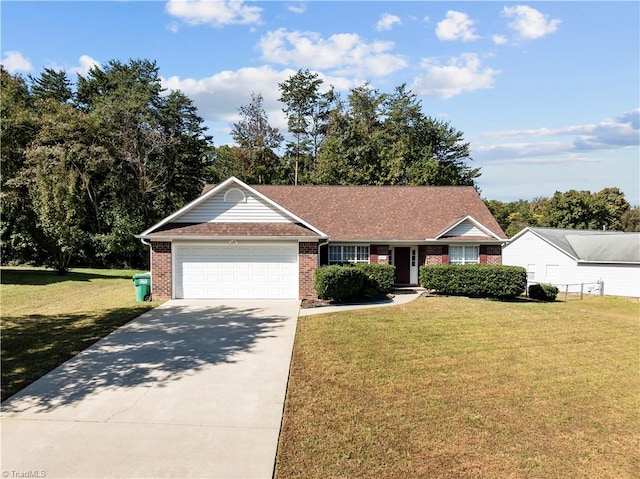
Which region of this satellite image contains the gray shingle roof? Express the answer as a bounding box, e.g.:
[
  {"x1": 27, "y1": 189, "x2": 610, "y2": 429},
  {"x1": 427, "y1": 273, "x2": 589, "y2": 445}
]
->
[{"x1": 529, "y1": 227, "x2": 640, "y2": 263}]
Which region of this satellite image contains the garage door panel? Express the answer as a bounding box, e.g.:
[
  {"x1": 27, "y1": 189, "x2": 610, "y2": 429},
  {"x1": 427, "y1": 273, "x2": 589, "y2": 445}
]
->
[{"x1": 174, "y1": 243, "x2": 298, "y2": 299}]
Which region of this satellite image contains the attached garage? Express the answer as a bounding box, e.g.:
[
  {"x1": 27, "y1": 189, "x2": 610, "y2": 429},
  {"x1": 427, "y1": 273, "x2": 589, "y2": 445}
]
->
[{"x1": 173, "y1": 242, "x2": 299, "y2": 299}]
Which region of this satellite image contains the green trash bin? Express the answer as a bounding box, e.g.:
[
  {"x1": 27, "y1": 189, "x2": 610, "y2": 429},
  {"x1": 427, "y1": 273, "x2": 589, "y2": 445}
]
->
[{"x1": 133, "y1": 273, "x2": 151, "y2": 302}]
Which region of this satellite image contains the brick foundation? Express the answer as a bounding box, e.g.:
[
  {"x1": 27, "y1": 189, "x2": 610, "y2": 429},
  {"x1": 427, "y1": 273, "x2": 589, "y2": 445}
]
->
[
  {"x1": 299, "y1": 242, "x2": 319, "y2": 299},
  {"x1": 151, "y1": 241, "x2": 172, "y2": 301}
]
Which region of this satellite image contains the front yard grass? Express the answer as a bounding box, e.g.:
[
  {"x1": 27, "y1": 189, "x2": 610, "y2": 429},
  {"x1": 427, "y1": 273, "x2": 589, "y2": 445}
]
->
[
  {"x1": 1, "y1": 267, "x2": 160, "y2": 401},
  {"x1": 276, "y1": 295, "x2": 639, "y2": 478}
]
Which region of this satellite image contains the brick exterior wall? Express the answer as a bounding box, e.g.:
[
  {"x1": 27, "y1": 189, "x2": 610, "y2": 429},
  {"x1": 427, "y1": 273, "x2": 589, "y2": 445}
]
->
[
  {"x1": 151, "y1": 241, "x2": 172, "y2": 301},
  {"x1": 422, "y1": 245, "x2": 446, "y2": 265},
  {"x1": 299, "y1": 242, "x2": 319, "y2": 299},
  {"x1": 420, "y1": 244, "x2": 502, "y2": 266},
  {"x1": 485, "y1": 245, "x2": 502, "y2": 265},
  {"x1": 370, "y1": 245, "x2": 390, "y2": 264}
]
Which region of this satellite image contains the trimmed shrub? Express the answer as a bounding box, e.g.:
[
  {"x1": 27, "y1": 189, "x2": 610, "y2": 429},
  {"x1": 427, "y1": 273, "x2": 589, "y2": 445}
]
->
[
  {"x1": 354, "y1": 263, "x2": 396, "y2": 294},
  {"x1": 528, "y1": 283, "x2": 559, "y2": 302},
  {"x1": 419, "y1": 264, "x2": 527, "y2": 299},
  {"x1": 314, "y1": 265, "x2": 366, "y2": 301}
]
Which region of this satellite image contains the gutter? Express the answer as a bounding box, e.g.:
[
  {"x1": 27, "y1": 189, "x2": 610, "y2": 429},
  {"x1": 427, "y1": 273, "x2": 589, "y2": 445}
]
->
[{"x1": 134, "y1": 235, "x2": 326, "y2": 242}]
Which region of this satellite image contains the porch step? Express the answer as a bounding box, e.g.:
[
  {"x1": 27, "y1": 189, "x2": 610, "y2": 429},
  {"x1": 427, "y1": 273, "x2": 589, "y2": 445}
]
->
[{"x1": 392, "y1": 286, "x2": 426, "y2": 294}]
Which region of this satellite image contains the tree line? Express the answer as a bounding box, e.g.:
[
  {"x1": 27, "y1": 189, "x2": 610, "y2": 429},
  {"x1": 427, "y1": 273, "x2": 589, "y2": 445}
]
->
[
  {"x1": 486, "y1": 190, "x2": 638, "y2": 237},
  {"x1": 1, "y1": 59, "x2": 636, "y2": 272}
]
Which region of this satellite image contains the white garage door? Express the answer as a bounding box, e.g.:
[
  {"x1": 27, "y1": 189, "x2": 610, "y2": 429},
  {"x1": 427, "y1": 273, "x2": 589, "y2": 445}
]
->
[{"x1": 174, "y1": 242, "x2": 298, "y2": 299}]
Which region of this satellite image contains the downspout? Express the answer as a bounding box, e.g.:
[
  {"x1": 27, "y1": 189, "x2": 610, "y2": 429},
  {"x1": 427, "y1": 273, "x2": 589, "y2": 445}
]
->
[{"x1": 318, "y1": 238, "x2": 330, "y2": 266}]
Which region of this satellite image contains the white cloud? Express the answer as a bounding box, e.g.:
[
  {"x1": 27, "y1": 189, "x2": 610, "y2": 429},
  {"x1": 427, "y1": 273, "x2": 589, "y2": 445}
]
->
[
  {"x1": 492, "y1": 34, "x2": 508, "y2": 45},
  {"x1": 165, "y1": 0, "x2": 262, "y2": 27},
  {"x1": 436, "y1": 10, "x2": 479, "y2": 42},
  {"x1": 1, "y1": 51, "x2": 33, "y2": 73},
  {"x1": 476, "y1": 110, "x2": 639, "y2": 164},
  {"x1": 257, "y1": 28, "x2": 407, "y2": 77},
  {"x1": 68, "y1": 55, "x2": 101, "y2": 76},
  {"x1": 412, "y1": 53, "x2": 498, "y2": 98},
  {"x1": 167, "y1": 21, "x2": 180, "y2": 33},
  {"x1": 502, "y1": 5, "x2": 560, "y2": 40},
  {"x1": 161, "y1": 66, "x2": 355, "y2": 135},
  {"x1": 376, "y1": 13, "x2": 402, "y2": 32},
  {"x1": 287, "y1": 3, "x2": 306, "y2": 14}
]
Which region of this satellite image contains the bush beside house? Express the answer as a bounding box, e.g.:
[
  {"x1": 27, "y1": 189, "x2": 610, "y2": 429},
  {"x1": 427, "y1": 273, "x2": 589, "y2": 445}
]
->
[
  {"x1": 420, "y1": 264, "x2": 527, "y2": 299},
  {"x1": 528, "y1": 283, "x2": 559, "y2": 302},
  {"x1": 314, "y1": 264, "x2": 396, "y2": 301}
]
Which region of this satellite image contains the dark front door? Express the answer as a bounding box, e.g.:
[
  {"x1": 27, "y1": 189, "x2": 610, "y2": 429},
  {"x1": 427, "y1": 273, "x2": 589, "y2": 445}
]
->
[{"x1": 394, "y1": 247, "x2": 410, "y2": 284}]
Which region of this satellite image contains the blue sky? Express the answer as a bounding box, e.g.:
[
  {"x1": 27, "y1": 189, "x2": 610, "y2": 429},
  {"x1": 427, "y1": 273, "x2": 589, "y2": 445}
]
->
[{"x1": 2, "y1": 1, "x2": 639, "y2": 203}]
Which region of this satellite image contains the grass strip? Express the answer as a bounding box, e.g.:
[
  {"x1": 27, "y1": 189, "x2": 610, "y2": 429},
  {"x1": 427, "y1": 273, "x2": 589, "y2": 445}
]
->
[
  {"x1": 1, "y1": 267, "x2": 159, "y2": 401},
  {"x1": 276, "y1": 295, "x2": 639, "y2": 478}
]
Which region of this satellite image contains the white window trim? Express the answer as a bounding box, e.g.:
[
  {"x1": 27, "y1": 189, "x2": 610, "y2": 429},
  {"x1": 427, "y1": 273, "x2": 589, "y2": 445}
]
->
[
  {"x1": 449, "y1": 245, "x2": 480, "y2": 265},
  {"x1": 328, "y1": 244, "x2": 370, "y2": 264}
]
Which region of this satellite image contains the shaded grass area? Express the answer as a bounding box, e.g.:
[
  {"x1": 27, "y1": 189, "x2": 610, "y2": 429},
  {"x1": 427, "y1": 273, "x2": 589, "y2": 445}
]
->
[
  {"x1": 276, "y1": 295, "x2": 640, "y2": 479},
  {"x1": 1, "y1": 267, "x2": 160, "y2": 401}
]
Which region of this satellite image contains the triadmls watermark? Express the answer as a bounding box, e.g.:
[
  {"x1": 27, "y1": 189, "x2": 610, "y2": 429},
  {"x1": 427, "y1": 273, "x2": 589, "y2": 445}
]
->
[{"x1": 2, "y1": 471, "x2": 47, "y2": 478}]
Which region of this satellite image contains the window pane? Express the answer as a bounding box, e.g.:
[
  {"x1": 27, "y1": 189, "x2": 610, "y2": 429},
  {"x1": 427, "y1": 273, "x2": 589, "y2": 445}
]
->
[
  {"x1": 464, "y1": 246, "x2": 479, "y2": 263},
  {"x1": 449, "y1": 246, "x2": 478, "y2": 264},
  {"x1": 343, "y1": 246, "x2": 356, "y2": 261},
  {"x1": 356, "y1": 246, "x2": 369, "y2": 261},
  {"x1": 449, "y1": 246, "x2": 463, "y2": 264},
  {"x1": 329, "y1": 246, "x2": 342, "y2": 263}
]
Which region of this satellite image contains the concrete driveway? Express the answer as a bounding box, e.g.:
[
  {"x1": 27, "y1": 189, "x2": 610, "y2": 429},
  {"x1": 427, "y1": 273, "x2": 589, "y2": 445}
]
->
[{"x1": 1, "y1": 299, "x2": 300, "y2": 479}]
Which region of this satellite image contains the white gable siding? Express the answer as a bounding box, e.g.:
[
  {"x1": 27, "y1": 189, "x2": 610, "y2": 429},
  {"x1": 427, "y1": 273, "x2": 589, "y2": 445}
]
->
[
  {"x1": 444, "y1": 220, "x2": 485, "y2": 237},
  {"x1": 503, "y1": 230, "x2": 575, "y2": 284},
  {"x1": 177, "y1": 185, "x2": 292, "y2": 223},
  {"x1": 503, "y1": 230, "x2": 640, "y2": 297}
]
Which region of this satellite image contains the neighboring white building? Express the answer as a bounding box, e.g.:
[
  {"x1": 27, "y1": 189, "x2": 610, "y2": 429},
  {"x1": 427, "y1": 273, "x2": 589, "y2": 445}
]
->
[{"x1": 503, "y1": 227, "x2": 640, "y2": 298}]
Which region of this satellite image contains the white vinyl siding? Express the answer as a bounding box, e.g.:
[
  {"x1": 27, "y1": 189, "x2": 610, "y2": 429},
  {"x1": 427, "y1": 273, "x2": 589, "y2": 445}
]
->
[
  {"x1": 503, "y1": 229, "x2": 640, "y2": 297},
  {"x1": 449, "y1": 245, "x2": 479, "y2": 265},
  {"x1": 328, "y1": 245, "x2": 369, "y2": 264},
  {"x1": 445, "y1": 220, "x2": 485, "y2": 237},
  {"x1": 174, "y1": 242, "x2": 298, "y2": 299},
  {"x1": 178, "y1": 185, "x2": 292, "y2": 223}
]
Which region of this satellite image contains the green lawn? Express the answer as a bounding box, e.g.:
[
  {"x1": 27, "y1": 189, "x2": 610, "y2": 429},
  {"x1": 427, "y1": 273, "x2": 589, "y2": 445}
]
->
[
  {"x1": 1, "y1": 267, "x2": 160, "y2": 401},
  {"x1": 275, "y1": 295, "x2": 640, "y2": 479}
]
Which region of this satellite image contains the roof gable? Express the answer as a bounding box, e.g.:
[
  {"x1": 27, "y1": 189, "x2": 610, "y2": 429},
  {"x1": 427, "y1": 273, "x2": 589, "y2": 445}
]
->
[
  {"x1": 178, "y1": 183, "x2": 293, "y2": 224},
  {"x1": 435, "y1": 215, "x2": 502, "y2": 240},
  {"x1": 510, "y1": 227, "x2": 640, "y2": 264},
  {"x1": 140, "y1": 177, "x2": 326, "y2": 238}
]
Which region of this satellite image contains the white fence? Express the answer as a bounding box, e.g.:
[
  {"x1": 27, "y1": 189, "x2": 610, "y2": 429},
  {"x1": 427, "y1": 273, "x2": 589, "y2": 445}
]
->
[{"x1": 527, "y1": 281, "x2": 603, "y2": 301}]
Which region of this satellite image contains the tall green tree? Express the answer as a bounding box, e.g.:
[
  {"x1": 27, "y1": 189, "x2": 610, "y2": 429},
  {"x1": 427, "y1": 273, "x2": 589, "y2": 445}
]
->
[
  {"x1": 157, "y1": 90, "x2": 213, "y2": 211},
  {"x1": 231, "y1": 92, "x2": 283, "y2": 184},
  {"x1": 0, "y1": 67, "x2": 42, "y2": 264},
  {"x1": 314, "y1": 82, "x2": 479, "y2": 187},
  {"x1": 314, "y1": 83, "x2": 387, "y2": 185},
  {"x1": 620, "y1": 206, "x2": 640, "y2": 232},
  {"x1": 75, "y1": 59, "x2": 212, "y2": 267},
  {"x1": 24, "y1": 102, "x2": 89, "y2": 273},
  {"x1": 278, "y1": 69, "x2": 328, "y2": 184},
  {"x1": 540, "y1": 188, "x2": 630, "y2": 230},
  {"x1": 485, "y1": 198, "x2": 542, "y2": 237},
  {"x1": 29, "y1": 68, "x2": 73, "y2": 103}
]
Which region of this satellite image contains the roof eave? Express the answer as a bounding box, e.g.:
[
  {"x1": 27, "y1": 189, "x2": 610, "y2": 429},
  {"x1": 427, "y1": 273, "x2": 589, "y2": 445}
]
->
[
  {"x1": 577, "y1": 260, "x2": 640, "y2": 265},
  {"x1": 137, "y1": 234, "x2": 324, "y2": 241}
]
